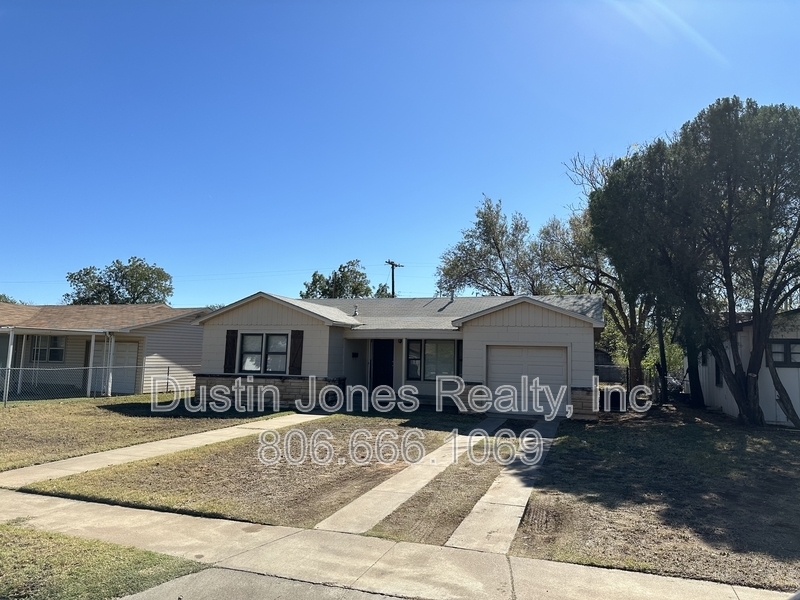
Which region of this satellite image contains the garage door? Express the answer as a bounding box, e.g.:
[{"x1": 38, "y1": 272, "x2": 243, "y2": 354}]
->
[
  {"x1": 486, "y1": 346, "x2": 568, "y2": 416},
  {"x1": 90, "y1": 342, "x2": 139, "y2": 395}
]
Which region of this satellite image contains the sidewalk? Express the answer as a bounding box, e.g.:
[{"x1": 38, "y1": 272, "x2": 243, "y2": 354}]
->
[
  {"x1": 1, "y1": 489, "x2": 787, "y2": 600},
  {"x1": 446, "y1": 418, "x2": 559, "y2": 554},
  {"x1": 315, "y1": 416, "x2": 507, "y2": 534},
  {"x1": 0, "y1": 412, "x2": 327, "y2": 489}
]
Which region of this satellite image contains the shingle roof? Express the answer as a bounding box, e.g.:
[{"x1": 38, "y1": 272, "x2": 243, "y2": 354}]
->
[
  {"x1": 0, "y1": 303, "x2": 207, "y2": 332},
  {"x1": 270, "y1": 295, "x2": 362, "y2": 326},
  {"x1": 305, "y1": 295, "x2": 604, "y2": 330}
]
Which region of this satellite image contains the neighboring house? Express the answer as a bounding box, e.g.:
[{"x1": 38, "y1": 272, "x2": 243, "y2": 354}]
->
[
  {"x1": 0, "y1": 304, "x2": 209, "y2": 401},
  {"x1": 195, "y1": 292, "x2": 604, "y2": 419},
  {"x1": 689, "y1": 309, "x2": 800, "y2": 426}
]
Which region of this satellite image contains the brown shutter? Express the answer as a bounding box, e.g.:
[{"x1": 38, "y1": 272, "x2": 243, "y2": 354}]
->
[
  {"x1": 224, "y1": 330, "x2": 238, "y2": 373},
  {"x1": 289, "y1": 330, "x2": 304, "y2": 375}
]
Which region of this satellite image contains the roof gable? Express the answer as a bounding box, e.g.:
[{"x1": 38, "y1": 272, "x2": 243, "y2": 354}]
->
[
  {"x1": 197, "y1": 292, "x2": 361, "y2": 327},
  {"x1": 451, "y1": 295, "x2": 604, "y2": 327}
]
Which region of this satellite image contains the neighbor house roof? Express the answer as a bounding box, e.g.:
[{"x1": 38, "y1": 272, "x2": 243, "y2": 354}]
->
[{"x1": 0, "y1": 303, "x2": 208, "y2": 333}]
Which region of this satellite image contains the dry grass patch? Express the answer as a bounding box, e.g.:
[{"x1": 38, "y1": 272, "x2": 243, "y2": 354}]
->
[
  {"x1": 25, "y1": 411, "x2": 481, "y2": 529},
  {"x1": 367, "y1": 442, "x2": 504, "y2": 545},
  {"x1": 0, "y1": 393, "x2": 287, "y2": 472},
  {"x1": 0, "y1": 519, "x2": 202, "y2": 600},
  {"x1": 510, "y1": 403, "x2": 800, "y2": 592}
]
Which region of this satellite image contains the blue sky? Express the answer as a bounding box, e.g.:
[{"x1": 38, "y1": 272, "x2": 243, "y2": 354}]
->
[{"x1": 1, "y1": 0, "x2": 798, "y2": 306}]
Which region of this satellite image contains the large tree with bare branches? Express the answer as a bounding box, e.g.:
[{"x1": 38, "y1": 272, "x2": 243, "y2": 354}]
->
[{"x1": 436, "y1": 196, "x2": 551, "y2": 297}]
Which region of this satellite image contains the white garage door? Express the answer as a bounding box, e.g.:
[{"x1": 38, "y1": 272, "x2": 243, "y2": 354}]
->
[
  {"x1": 91, "y1": 342, "x2": 139, "y2": 395},
  {"x1": 487, "y1": 346, "x2": 568, "y2": 416}
]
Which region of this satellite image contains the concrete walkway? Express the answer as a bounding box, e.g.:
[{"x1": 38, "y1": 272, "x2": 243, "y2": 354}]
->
[
  {"x1": 0, "y1": 489, "x2": 787, "y2": 600},
  {"x1": 0, "y1": 412, "x2": 327, "y2": 489},
  {"x1": 446, "y1": 418, "x2": 559, "y2": 554},
  {"x1": 315, "y1": 416, "x2": 507, "y2": 534}
]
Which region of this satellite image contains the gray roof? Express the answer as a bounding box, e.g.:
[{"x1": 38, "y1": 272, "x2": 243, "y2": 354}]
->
[
  {"x1": 270, "y1": 295, "x2": 362, "y2": 326},
  {"x1": 305, "y1": 295, "x2": 604, "y2": 331}
]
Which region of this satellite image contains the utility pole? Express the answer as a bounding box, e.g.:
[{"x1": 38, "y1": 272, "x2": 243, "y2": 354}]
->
[{"x1": 385, "y1": 260, "x2": 404, "y2": 298}]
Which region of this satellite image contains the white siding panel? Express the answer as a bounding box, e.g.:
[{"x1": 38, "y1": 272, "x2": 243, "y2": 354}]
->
[{"x1": 138, "y1": 316, "x2": 204, "y2": 393}]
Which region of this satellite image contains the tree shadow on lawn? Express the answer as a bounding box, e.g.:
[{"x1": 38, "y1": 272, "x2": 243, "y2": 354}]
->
[
  {"x1": 94, "y1": 400, "x2": 489, "y2": 431},
  {"x1": 536, "y1": 403, "x2": 800, "y2": 561},
  {"x1": 94, "y1": 401, "x2": 281, "y2": 420}
]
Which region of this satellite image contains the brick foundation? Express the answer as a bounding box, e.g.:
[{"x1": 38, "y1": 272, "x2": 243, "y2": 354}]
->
[{"x1": 570, "y1": 387, "x2": 599, "y2": 421}]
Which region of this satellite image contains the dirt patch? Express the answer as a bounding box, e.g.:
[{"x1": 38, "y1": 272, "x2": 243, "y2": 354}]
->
[
  {"x1": 25, "y1": 411, "x2": 481, "y2": 529},
  {"x1": 509, "y1": 403, "x2": 800, "y2": 592},
  {"x1": 367, "y1": 442, "x2": 505, "y2": 545}
]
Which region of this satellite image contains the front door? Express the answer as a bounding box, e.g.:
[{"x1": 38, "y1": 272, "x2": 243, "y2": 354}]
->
[{"x1": 371, "y1": 339, "x2": 394, "y2": 389}]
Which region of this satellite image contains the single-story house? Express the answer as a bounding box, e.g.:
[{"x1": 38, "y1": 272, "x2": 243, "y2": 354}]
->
[
  {"x1": 195, "y1": 292, "x2": 604, "y2": 419},
  {"x1": 0, "y1": 303, "x2": 209, "y2": 401},
  {"x1": 689, "y1": 309, "x2": 800, "y2": 426}
]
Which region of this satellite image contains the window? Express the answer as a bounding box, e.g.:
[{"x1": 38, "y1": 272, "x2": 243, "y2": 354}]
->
[
  {"x1": 239, "y1": 333, "x2": 288, "y2": 374},
  {"x1": 29, "y1": 336, "x2": 65, "y2": 363},
  {"x1": 407, "y1": 340, "x2": 422, "y2": 381},
  {"x1": 424, "y1": 340, "x2": 456, "y2": 380},
  {"x1": 769, "y1": 339, "x2": 800, "y2": 367}
]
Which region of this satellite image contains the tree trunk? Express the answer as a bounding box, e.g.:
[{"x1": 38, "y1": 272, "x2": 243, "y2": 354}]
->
[
  {"x1": 685, "y1": 340, "x2": 705, "y2": 408},
  {"x1": 627, "y1": 344, "x2": 646, "y2": 389},
  {"x1": 765, "y1": 346, "x2": 800, "y2": 428},
  {"x1": 656, "y1": 307, "x2": 668, "y2": 404}
]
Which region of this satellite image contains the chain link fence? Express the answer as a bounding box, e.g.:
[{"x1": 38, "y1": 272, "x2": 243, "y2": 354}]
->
[{"x1": 0, "y1": 364, "x2": 200, "y2": 402}]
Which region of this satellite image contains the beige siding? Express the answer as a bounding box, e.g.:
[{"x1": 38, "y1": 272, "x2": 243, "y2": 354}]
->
[
  {"x1": 138, "y1": 316, "x2": 205, "y2": 393},
  {"x1": 461, "y1": 302, "x2": 595, "y2": 389},
  {"x1": 343, "y1": 339, "x2": 368, "y2": 387},
  {"x1": 200, "y1": 296, "x2": 331, "y2": 376},
  {"x1": 327, "y1": 327, "x2": 346, "y2": 378}
]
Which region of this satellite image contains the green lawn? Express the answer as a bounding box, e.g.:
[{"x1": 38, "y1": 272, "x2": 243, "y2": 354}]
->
[
  {"x1": 0, "y1": 520, "x2": 203, "y2": 600},
  {"x1": 0, "y1": 393, "x2": 287, "y2": 472},
  {"x1": 510, "y1": 403, "x2": 800, "y2": 592}
]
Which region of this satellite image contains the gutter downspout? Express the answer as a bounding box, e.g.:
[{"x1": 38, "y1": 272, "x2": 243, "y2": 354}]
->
[
  {"x1": 3, "y1": 329, "x2": 14, "y2": 407},
  {"x1": 16, "y1": 334, "x2": 26, "y2": 394},
  {"x1": 106, "y1": 332, "x2": 115, "y2": 397},
  {"x1": 86, "y1": 334, "x2": 96, "y2": 397}
]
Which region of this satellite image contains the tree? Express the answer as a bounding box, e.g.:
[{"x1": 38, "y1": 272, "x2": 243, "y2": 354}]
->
[
  {"x1": 587, "y1": 140, "x2": 709, "y2": 405},
  {"x1": 590, "y1": 97, "x2": 800, "y2": 427},
  {"x1": 538, "y1": 209, "x2": 655, "y2": 388},
  {"x1": 0, "y1": 294, "x2": 18, "y2": 303},
  {"x1": 300, "y1": 260, "x2": 384, "y2": 299},
  {"x1": 374, "y1": 283, "x2": 392, "y2": 298},
  {"x1": 63, "y1": 257, "x2": 174, "y2": 305},
  {"x1": 436, "y1": 196, "x2": 551, "y2": 296}
]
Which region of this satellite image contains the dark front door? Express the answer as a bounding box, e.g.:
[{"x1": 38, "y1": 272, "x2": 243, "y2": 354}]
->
[{"x1": 371, "y1": 339, "x2": 395, "y2": 389}]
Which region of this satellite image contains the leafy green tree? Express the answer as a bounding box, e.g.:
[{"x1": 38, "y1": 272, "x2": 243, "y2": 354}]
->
[
  {"x1": 63, "y1": 257, "x2": 174, "y2": 305},
  {"x1": 436, "y1": 196, "x2": 551, "y2": 296},
  {"x1": 0, "y1": 294, "x2": 17, "y2": 303},
  {"x1": 590, "y1": 97, "x2": 800, "y2": 427},
  {"x1": 538, "y1": 209, "x2": 655, "y2": 388},
  {"x1": 374, "y1": 283, "x2": 392, "y2": 298},
  {"x1": 300, "y1": 260, "x2": 383, "y2": 299}
]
